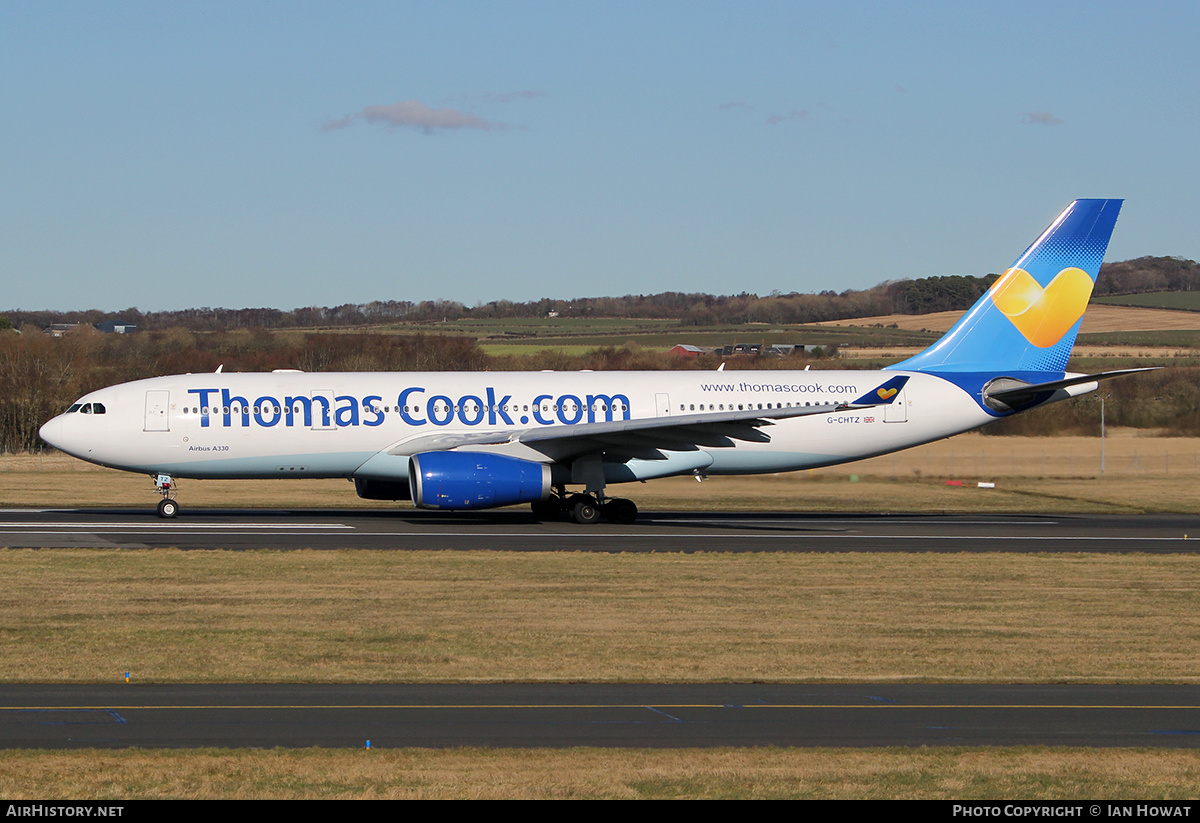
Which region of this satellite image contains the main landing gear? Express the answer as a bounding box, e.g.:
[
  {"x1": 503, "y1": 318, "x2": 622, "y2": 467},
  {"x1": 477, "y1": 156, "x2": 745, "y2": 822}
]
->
[
  {"x1": 531, "y1": 492, "x2": 638, "y2": 525},
  {"x1": 154, "y1": 474, "x2": 179, "y2": 519}
]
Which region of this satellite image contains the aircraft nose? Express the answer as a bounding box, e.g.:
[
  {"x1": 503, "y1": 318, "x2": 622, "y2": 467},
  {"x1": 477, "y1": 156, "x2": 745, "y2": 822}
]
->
[{"x1": 39, "y1": 416, "x2": 63, "y2": 450}]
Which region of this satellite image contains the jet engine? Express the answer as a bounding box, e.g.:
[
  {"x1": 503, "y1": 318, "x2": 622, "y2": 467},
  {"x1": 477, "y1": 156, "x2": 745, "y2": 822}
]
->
[{"x1": 408, "y1": 451, "x2": 552, "y2": 510}]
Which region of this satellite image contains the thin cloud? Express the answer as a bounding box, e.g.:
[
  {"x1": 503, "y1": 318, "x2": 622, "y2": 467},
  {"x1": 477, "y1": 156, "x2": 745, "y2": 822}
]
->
[
  {"x1": 364, "y1": 101, "x2": 500, "y2": 131},
  {"x1": 461, "y1": 90, "x2": 546, "y2": 105},
  {"x1": 322, "y1": 100, "x2": 506, "y2": 134},
  {"x1": 766, "y1": 109, "x2": 808, "y2": 125},
  {"x1": 1022, "y1": 111, "x2": 1064, "y2": 126},
  {"x1": 320, "y1": 114, "x2": 356, "y2": 132}
]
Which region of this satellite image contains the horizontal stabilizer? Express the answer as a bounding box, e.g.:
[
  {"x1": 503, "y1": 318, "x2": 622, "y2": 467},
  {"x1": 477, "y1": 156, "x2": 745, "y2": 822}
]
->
[{"x1": 982, "y1": 368, "x2": 1155, "y2": 412}]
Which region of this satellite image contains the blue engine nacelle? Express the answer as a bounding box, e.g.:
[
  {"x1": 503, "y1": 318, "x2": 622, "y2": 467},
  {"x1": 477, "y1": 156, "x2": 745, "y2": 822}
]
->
[{"x1": 408, "y1": 451, "x2": 552, "y2": 510}]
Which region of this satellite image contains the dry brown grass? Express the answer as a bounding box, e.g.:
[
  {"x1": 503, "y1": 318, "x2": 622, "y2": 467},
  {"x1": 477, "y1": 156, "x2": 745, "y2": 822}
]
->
[
  {"x1": 0, "y1": 452, "x2": 394, "y2": 509},
  {"x1": 1, "y1": 747, "x2": 1199, "y2": 799},
  {"x1": 4, "y1": 430, "x2": 1198, "y2": 513},
  {"x1": 2, "y1": 550, "x2": 1199, "y2": 684},
  {"x1": 810, "y1": 429, "x2": 1196, "y2": 478},
  {"x1": 577, "y1": 430, "x2": 1200, "y2": 515},
  {"x1": 842, "y1": 344, "x2": 1195, "y2": 360}
]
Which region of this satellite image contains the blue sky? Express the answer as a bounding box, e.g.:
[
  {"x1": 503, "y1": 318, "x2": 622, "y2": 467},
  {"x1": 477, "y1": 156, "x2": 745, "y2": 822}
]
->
[{"x1": 3, "y1": 1, "x2": 1197, "y2": 312}]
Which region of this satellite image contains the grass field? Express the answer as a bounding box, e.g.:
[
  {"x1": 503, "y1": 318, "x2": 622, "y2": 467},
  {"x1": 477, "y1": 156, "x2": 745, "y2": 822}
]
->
[
  {"x1": 1074, "y1": 329, "x2": 1200, "y2": 349},
  {"x1": 423, "y1": 306, "x2": 1200, "y2": 364},
  {"x1": 478, "y1": 324, "x2": 938, "y2": 354},
  {"x1": 4, "y1": 430, "x2": 1196, "y2": 512},
  {"x1": 1096, "y1": 292, "x2": 1200, "y2": 311},
  {"x1": 320, "y1": 315, "x2": 939, "y2": 353},
  {"x1": 4, "y1": 747, "x2": 1200, "y2": 799},
  {"x1": 3, "y1": 549, "x2": 1199, "y2": 684}
]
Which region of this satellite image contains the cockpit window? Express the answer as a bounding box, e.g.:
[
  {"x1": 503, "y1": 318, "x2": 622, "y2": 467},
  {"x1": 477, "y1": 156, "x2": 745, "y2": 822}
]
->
[
  {"x1": 92, "y1": 403, "x2": 106, "y2": 414},
  {"x1": 80, "y1": 404, "x2": 93, "y2": 414},
  {"x1": 66, "y1": 404, "x2": 82, "y2": 413}
]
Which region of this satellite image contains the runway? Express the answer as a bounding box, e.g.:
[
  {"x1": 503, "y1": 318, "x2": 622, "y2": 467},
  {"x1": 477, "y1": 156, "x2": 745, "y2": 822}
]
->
[
  {"x1": 4, "y1": 684, "x2": 1200, "y2": 749},
  {"x1": 0, "y1": 508, "x2": 1196, "y2": 551}
]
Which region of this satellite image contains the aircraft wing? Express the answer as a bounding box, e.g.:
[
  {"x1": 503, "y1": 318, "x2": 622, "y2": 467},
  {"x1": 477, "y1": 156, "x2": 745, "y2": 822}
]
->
[{"x1": 387, "y1": 375, "x2": 909, "y2": 460}]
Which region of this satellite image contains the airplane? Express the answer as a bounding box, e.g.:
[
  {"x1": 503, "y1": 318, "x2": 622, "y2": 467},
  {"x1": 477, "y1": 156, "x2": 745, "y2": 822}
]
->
[{"x1": 39, "y1": 198, "x2": 1148, "y2": 523}]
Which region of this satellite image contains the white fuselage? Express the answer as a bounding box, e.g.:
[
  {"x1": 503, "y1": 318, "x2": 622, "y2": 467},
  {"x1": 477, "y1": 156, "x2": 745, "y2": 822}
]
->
[{"x1": 39, "y1": 369, "x2": 994, "y2": 483}]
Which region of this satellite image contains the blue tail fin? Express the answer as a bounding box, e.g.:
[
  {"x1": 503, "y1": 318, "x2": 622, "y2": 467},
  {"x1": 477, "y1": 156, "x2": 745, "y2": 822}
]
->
[{"x1": 888, "y1": 199, "x2": 1122, "y2": 375}]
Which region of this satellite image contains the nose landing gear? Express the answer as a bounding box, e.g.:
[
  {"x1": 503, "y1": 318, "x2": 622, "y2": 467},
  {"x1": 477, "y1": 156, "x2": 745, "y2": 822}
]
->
[{"x1": 154, "y1": 474, "x2": 179, "y2": 518}]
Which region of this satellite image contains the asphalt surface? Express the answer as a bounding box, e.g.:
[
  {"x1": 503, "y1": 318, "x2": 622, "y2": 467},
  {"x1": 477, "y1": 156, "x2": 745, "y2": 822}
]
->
[
  {"x1": 4, "y1": 684, "x2": 1200, "y2": 749},
  {"x1": 0, "y1": 508, "x2": 1198, "y2": 552}
]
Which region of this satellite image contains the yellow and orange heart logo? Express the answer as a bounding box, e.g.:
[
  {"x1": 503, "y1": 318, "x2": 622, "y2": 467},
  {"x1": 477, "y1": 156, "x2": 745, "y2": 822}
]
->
[
  {"x1": 988, "y1": 266, "x2": 1093, "y2": 348},
  {"x1": 877, "y1": 387, "x2": 898, "y2": 400}
]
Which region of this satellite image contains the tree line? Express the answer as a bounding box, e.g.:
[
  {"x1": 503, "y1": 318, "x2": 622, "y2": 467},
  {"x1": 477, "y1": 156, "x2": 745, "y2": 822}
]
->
[{"x1": 6, "y1": 257, "x2": 1196, "y2": 334}]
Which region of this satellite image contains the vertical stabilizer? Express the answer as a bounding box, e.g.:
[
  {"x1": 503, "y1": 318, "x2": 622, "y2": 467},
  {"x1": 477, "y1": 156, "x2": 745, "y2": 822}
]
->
[{"x1": 888, "y1": 199, "x2": 1122, "y2": 375}]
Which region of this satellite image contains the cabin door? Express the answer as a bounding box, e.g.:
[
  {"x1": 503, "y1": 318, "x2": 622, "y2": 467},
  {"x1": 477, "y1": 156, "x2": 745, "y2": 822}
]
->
[
  {"x1": 883, "y1": 389, "x2": 908, "y2": 423},
  {"x1": 310, "y1": 390, "x2": 336, "y2": 430}
]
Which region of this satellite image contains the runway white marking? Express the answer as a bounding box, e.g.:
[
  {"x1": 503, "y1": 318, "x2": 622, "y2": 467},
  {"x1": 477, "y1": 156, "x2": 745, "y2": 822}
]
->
[
  {"x1": 352, "y1": 532, "x2": 1189, "y2": 542},
  {"x1": 0, "y1": 521, "x2": 1187, "y2": 545},
  {"x1": 0, "y1": 509, "x2": 73, "y2": 514},
  {"x1": 0, "y1": 522, "x2": 352, "y2": 530},
  {"x1": 650, "y1": 517, "x2": 1059, "y2": 526}
]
